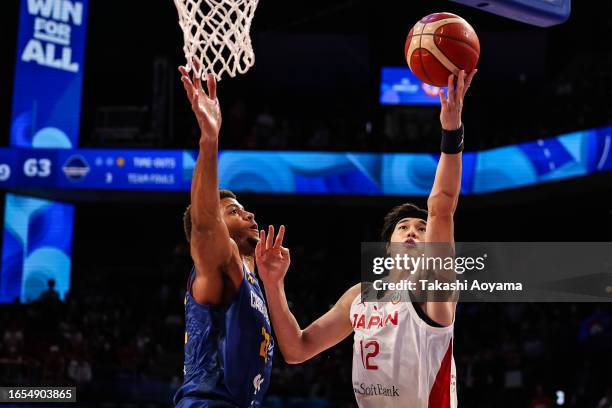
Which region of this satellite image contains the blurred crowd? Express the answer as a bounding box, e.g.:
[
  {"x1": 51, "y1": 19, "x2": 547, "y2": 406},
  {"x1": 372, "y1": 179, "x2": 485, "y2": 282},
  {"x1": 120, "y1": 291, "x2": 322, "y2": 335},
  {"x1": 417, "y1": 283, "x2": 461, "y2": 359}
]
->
[{"x1": 1, "y1": 241, "x2": 611, "y2": 407}]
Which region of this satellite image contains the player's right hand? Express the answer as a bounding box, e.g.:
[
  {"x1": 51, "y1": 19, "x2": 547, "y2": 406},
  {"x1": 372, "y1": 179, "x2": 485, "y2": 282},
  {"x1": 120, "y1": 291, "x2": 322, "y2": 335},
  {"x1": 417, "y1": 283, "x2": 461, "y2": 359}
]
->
[
  {"x1": 439, "y1": 69, "x2": 477, "y2": 131},
  {"x1": 256, "y1": 225, "x2": 291, "y2": 286},
  {"x1": 179, "y1": 58, "x2": 221, "y2": 143}
]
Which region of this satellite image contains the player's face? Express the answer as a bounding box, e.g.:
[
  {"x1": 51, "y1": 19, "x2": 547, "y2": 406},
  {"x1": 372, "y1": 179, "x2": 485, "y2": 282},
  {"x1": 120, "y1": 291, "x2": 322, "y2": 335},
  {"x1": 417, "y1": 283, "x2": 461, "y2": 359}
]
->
[
  {"x1": 220, "y1": 198, "x2": 260, "y2": 252},
  {"x1": 390, "y1": 218, "x2": 427, "y2": 245}
]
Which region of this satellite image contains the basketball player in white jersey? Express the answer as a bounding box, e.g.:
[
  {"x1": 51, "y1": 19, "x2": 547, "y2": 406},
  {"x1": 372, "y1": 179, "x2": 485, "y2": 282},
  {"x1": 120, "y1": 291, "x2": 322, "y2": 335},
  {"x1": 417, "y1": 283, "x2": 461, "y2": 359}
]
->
[{"x1": 255, "y1": 69, "x2": 476, "y2": 407}]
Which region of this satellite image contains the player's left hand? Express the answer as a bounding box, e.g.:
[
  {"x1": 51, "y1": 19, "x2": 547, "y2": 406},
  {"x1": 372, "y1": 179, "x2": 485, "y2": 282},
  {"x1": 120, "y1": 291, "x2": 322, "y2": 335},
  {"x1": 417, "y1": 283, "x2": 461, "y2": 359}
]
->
[
  {"x1": 439, "y1": 69, "x2": 477, "y2": 131},
  {"x1": 256, "y1": 225, "x2": 291, "y2": 286}
]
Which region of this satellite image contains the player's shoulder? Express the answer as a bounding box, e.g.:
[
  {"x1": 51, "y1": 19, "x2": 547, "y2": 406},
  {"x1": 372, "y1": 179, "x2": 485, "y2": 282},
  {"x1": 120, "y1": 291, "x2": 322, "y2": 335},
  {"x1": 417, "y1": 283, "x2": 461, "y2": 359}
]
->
[
  {"x1": 191, "y1": 244, "x2": 245, "y2": 305},
  {"x1": 339, "y1": 282, "x2": 373, "y2": 307},
  {"x1": 193, "y1": 235, "x2": 241, "y2": 271}
]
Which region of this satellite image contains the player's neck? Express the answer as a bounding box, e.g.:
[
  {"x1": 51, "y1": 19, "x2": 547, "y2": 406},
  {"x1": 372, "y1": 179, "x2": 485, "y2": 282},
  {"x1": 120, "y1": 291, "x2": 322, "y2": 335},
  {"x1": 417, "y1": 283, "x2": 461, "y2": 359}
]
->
[
  {"x1": 242, "y1": 255, "x2": 255, "y2": 274},
  {"x1": 389, "y1": 267, "x2": 412, "y2": 282}
]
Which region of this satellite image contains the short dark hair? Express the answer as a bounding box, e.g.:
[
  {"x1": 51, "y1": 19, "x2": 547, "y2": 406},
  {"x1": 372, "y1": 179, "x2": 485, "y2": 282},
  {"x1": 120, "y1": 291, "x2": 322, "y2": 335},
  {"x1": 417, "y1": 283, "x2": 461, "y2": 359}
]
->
[
  {"x1": 183, "y1": 189, "x2": 237, "y2": 242},
  {"x1": 380, "y1": 203, "x2": 428, "y2": 242}
]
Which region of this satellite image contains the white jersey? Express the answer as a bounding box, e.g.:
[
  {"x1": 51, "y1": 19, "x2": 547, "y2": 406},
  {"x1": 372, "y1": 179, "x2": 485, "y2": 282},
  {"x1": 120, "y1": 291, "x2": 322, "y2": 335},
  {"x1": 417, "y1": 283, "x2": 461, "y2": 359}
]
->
[{"x1": 350, "y1": 290, "x2": 457, "y2": 408}]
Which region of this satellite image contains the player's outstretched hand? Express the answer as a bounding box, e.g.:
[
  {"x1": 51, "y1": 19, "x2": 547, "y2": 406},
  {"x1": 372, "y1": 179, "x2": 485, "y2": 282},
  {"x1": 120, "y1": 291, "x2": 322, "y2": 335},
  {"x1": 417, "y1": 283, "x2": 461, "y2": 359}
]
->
[
  {"x1": 256, "y1": 225, "x2": 291, "y2": 286},
  {"x1": 439, "y1": 69, "x2": 477, "y2": 131},
  {"x1": 178, "y1": 58, "x2": 221, "y2": 143}
]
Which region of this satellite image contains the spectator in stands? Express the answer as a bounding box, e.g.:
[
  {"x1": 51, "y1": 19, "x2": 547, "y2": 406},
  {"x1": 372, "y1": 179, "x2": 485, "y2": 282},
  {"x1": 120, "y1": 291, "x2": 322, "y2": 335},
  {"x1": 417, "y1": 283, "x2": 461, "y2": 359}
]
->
[
  {"x1": 2, "y1": 320, "x2": 24, "y2": 358},
  {"x1": 67, "y1": 355, "x2": 93, "y2": 384},
  {"x1": 42, "y1": 345, "x2": 65, "y2": 385},
  {"x1": 529, "y1": 385, "x2": 553, "y2": 408},
  {"x1": 38, "y1": 279, "x2": 60, "y2": 304}
]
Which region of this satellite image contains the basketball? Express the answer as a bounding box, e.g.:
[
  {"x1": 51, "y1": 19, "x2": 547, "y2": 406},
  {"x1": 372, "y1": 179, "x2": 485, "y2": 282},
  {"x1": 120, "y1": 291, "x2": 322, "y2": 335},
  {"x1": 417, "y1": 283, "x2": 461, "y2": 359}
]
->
[{"x1": 405, "y1": 12, "x2": 480, "y2": 87}]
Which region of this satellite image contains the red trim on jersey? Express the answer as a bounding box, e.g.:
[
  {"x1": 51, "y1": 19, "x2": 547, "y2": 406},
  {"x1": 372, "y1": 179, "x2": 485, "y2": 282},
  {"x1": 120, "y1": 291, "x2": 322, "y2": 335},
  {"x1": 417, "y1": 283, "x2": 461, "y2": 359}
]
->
[{"x1": 428, "y1": 340, "x2": 453, "y2": 408}]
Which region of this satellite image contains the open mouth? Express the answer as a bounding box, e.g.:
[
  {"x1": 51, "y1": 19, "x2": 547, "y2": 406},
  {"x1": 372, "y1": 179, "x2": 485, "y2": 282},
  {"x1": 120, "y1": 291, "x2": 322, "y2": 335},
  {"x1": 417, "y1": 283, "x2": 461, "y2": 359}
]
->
[{"x1": 250, "y1": 223, "x2": 259, "y2": 231}]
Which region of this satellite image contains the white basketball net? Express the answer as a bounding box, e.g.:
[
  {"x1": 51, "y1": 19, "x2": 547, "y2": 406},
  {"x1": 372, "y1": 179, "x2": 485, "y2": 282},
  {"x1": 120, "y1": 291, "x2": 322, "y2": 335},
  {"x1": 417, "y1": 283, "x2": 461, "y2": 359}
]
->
[{"x1": 174, "y1": 0, "x2": 259, "y2": 80}]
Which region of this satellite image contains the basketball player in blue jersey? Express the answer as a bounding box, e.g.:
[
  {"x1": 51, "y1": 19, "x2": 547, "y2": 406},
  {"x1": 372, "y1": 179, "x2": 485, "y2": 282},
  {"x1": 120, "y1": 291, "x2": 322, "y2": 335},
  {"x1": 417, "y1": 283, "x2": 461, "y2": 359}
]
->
[{"x1": 173, "y1": 61, "x2": 274, "y2": 408}]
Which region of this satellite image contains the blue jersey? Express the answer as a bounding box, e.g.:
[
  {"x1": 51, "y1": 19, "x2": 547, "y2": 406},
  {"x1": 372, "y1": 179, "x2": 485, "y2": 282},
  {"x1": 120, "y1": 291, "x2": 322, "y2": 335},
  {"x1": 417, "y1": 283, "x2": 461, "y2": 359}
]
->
[{"x1": 174, "y1": 264, "x2": 274, "y2": 408}]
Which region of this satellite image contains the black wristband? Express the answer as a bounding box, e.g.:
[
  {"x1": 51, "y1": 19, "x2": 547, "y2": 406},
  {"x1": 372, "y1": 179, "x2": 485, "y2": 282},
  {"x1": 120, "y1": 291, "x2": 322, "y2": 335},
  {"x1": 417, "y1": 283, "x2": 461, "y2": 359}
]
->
[{"x1": 441, "y1": 123, "x2": 464, "y2": 154}]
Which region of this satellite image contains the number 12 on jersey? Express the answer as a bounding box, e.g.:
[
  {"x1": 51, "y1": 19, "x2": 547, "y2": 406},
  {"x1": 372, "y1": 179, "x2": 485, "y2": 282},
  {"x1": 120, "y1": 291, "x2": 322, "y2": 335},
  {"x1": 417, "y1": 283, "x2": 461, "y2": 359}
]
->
[{"x1": 360, "y1": 339, "x2": 379, "y2": 370}]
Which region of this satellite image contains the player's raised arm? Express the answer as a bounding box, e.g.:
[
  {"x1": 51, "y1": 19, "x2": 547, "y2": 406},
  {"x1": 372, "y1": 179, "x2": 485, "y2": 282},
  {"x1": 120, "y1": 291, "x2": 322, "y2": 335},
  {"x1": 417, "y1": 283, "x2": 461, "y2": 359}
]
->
[
  {"x1": 179, "y1": 61, "x2": 235, "y2": 304},
  {"x1": 257, "y1": 226, "x2": 358, "y2": 364},
  {"x1": 423, "y1": 69, "x2": 477, "y2": 325},
  {"x1": 429, "y1": 70, "x2": 476, "y2": 225}
]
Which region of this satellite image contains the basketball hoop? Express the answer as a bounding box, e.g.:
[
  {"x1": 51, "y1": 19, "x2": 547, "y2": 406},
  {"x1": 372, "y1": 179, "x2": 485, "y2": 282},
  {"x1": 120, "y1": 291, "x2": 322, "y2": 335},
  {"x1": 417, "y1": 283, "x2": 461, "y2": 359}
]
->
[{"x1": 173, "y1": 0, "x2": 259, "y2": 80}]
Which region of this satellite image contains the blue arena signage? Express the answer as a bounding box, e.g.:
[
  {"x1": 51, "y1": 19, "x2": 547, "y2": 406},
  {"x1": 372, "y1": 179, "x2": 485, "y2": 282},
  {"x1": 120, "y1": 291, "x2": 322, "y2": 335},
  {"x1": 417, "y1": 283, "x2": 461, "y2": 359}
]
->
[
  {"x1": 0, "y1": 126, "x2": 611, "y2": 195},
  {"x1": 10, "y1": 0, "x2": 89, "y2": 148}
]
